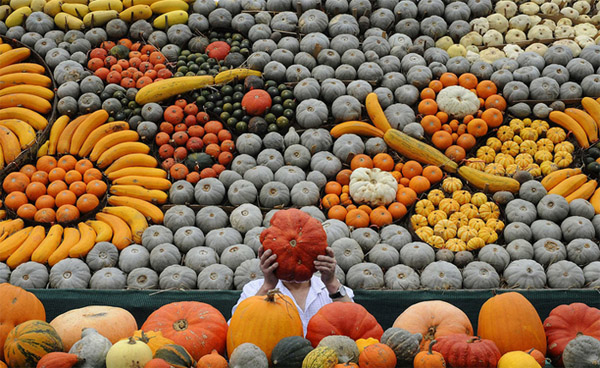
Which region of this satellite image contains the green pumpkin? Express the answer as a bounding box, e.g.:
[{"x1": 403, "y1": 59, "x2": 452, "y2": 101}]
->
[
  {"x1": 185, "y1": 152, "x2": 214, "y2": 172},
  {"x1": 302, "y1": 346, "x2": 338, "y2": 368},
  {"x1": 3, "y1": 320, "x2": 64, "y2": 368},
  {"x1": 272, "y1": 336, "x2": 314, "y2": 368},
  {"x1": 153, "y1": 344, "x2": 196, "y2": 368}
]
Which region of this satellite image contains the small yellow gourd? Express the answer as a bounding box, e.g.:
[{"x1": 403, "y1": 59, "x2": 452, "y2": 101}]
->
[
  {"x1": 465, "y1": 159, "x2": 485, "y2": 171},
  {"x1": 415, "y1": 199, "x2": 435, "y2": 217},
  {"x1": 457, "y1": 226, "x2": 478, "y2": 242},
  {"x1": 534, "y1": 150, "x2": 553, "y2": 164},
  {"x1": 468, "y1": 218, "x2": 486, "y2": 231},
  {"x1": 501, "y1": 141, "x2": 519, "y2": 156},
  {"x1": 554, "y1": 151, "x2": 573, "y2": 168},
  {"x1": 433, "y1": 219, "x2": 457, "y2": 241},
  {"x1": 444, "y1": 238, "x2": 466, "y2": 252},
  {"x1": 515, "y1": 153, "x2": 534, "y2": 169},
  {"x1": 484, "y1": 163, "x2": 506, "y2": 176},
  {"x1": 438, "y1": 198, "x2": 460, "y2": 215},
  {"x1": 554, "y1": 141, "x2": 574, "y2": 154},
  {"x1": 497, "y1": 351, "x2": 541, "y2": 368},
  {"x1": 479, "y1": 202, "x2": 500, "y2": 221},
  {"x1": 477, "y1": 146, "x2": 496, "y2": 164},
  {"x1": 497, "y1": 126, "x2": 515, "y2": 142},
  {"x1": 519, "y1": 140, "x2": 538, "y2": 155},
  {"x1": 486, "y1": 218, "x2": 505, "y2": 232},
  {"x1": 427, "y1": 210, "x2": 448, "y2": 226},
  {"x1": 449, "y1": 212, "x2": 469, "y2": 228},
  {"x1": 470, "y1": 193, "x2": 488, "y2": 207},
  {"x1": 452, "y1": 190, "x2": 471, "y2": 205},
  {"x1": 411, "y1": 214, "x2": 428, "y2": 230},
  {"x1": 478, "y1": 226, "x2": 498, "y2": 244},
  {"x1": 460, "y1": 203, "x2": 479, "y2": 219},
  {"x1": 536, "y1": 138, "x2": 554, "y2": 152},
  {"x1": 415, "y1": 227, "x2": 434, "y2": 242},
  {"x1": 427, "y1": 235, "x2": 445, "y2": 249},
  {"x1": 106, "y1": 337, "x2": 153, "y2": 368},
  {"x1": 509, "y1": 118, "x2": 525, "y2": 133},
  {"x1": 355, "y1": 338, "x2": 379, "y2": 354},
  {"x1": 546, "y1": 127, "x2": 567, "y2": 144},
  {"x1": 486, "y1": 137, "x2": 502, "y2": 152},
  {"x1": 441, "y1": 177, "x2": 462, "y2": 193},
  {"x1": 427, "y1": 189, "x2": 445, "y2": 205},
  {"x1": 467, "y1": 236, "x2": 485, "y2": 250},
  {"x1": 520, "y1": 128, "x2": 538, "y2": 141},
  {"x1": 495, "y1": 153, "x2": 515, "y2": 168}
]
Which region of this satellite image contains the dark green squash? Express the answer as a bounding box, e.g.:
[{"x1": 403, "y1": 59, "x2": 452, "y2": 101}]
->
[
  {"x1": 153, "y1": 344, "x2": 196, "y2": 368},
  {"x1": 272, "y1": 336, "x2": 314, "y2": 368},
  {"x1": 184, "y1": 152, "x2": 214, "y2": 172}
]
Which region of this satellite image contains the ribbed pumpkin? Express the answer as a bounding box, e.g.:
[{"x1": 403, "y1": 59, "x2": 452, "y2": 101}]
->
[
  {"x1": 242, "y1": 89, "x2": 272, "y2": 116},
  {"x1": 36, "y1": 352, "x2": 79, "y2": 368},
  {"x1": 0, "y1": 284, "x2": 46, "y2": 361},
  {"x1": 477, "y1": 292, "x2": 546, "y2": 355},
  {"x1": 196, "y1": 349, "x2": 227, "y2": 368},
  {"x1": 272, "y1": 336, "x2": 314, "y2": 368},
  {"x1": 133, "y1": 330, "x2": 175, "y2": 355},
  {"x1": 153, "y1": 344, "x2": 195, "y2": 368},
  {"x1": 302, "y1": 346, "x2": 338, "y2": 368},
  {"x1": 543, "y1": 302, "x2": 600, "y2": 365},
  {"x1": 306, "y1": 302, "x2": 383, "y2": 347},
  {"x1": 334, "y1": 363, "x2": 358, "y2": 368},
  {"x1": 260, "y1": 208, "x2": 328, "y2": 282},
  {"x1": 393, "y1": 301, "x2": 473, "y2": 351},
  {"x1": 4, "y1": 320, "x2": 64, "y2": 368},
  {"x1": 358, "y1": 343, "x2": 396, "y2": 368},
  {"x1": 413, "y1": 340, "x2": 446, "y2": 368},
  {"x1": 142, "y1": 302, "x2": 228, "y2": 361},
  {"x1": 432, "y1": 334, "x2": 501, "y2": 368},
  {"x1": 50, "y1": 306, "x2": 137, "y2": 351},
  {"x1": 228, "y1": 290, "x2": 303, "y2": 362}
]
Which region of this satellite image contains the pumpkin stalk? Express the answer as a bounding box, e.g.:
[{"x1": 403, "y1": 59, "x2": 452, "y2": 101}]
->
[{"x1": 428, "y1": 340, "x2": 437, "y2": 355}]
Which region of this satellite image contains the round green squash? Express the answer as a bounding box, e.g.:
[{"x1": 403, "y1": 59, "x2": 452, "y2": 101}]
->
[{"x1": 271, "y1": 336, "x2": 314, "y2": 368}]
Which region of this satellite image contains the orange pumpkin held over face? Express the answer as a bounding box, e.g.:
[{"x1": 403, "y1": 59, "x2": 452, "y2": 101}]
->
[{"x1": 260, "y1": 208, "x2": 328, "y2": 282}]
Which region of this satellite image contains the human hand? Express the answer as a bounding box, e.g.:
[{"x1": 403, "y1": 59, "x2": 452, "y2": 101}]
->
[
  {"x1": 258, "y1": 246, "x2": 279, "y2": 290},
  {"x1": 314, "y1": 247, "x2": 340, "y2": 292}
]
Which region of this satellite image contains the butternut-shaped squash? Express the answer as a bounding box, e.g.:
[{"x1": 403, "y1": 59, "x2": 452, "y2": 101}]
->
[
  {"x1": 457, "y1": 165, "x2": 520, "y2": 193},
  {"x1": 549, "y1": 111, "x2": 589, "y2": 148},
  {"x1": 330, "y1": 121, "x2": 384, "y2": 138},
  {"x1": 589, "y1": 187, "x2": 600, "y2": 214},
  {"x1": 582, "y1": 97, "x2": 600, "y2": 131},
  {"x1": 384, "y1": 129, "x2": 458, "y2": 173},
  {"x1": 541, "y1": 168, "x2": 582, "y2": 191},
  {"x1": 564, "y1": 108, "x2": 598, "y2": 143},
  {"x1": 547, "y1": 173, "x2": 588, "y2": 197},
  {"x1": 565, "y1": 179, "x2": 597, "y2": 202},
  {"x1": 366, "y1": 93, "x2": 392, "y2": 133}
]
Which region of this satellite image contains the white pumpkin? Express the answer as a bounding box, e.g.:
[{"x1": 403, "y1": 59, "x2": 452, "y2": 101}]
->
[
  {"x1": 349, "y1": 168, "x2": 397, "y2": 207},
  {"x1": 105, "y1": 338, "x2": 153, "y2": 368},
  {"x1": 470, "y1": 18, "x2": 489, "y2": 35},
  {"x1": 480, "y1": 48, "x2": 505, "y2": 63},
  {"x1": 436, "y1": 86, "x2": 480, "y2": 119},
  {"x1": 504, "y1": 44, "x2": 525, "y2": 59}
]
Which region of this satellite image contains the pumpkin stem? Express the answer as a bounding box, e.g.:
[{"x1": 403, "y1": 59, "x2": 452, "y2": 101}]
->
[
  {"x1": 428, "y1": 340, "x2": 437, "y2": 355},
  {"x1": 467, "y1": 336, "x2": 481, "y2": 343},
  {"x1": 128, "y1": 336, "x2": 137, "y2": 345}
]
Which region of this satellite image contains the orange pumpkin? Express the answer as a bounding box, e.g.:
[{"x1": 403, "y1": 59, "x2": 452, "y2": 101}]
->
[
  {"x1": 227, "y1": 290, "x2": 303, "y2": 362},
  {"x1": 525, "y1": 348, "x2": 546, "y2": 366},
  {"x1": 36, "y1": 352, "x2": 80, "y2": 368},
  {"x1": 50, "y1": 306, "x2": 137, "y2": 351},
  {"x1": 142, "y1": 302, "x2": 228, "y2": 361},
  {"x1": 393, "y1": 301, "x2": 473, "y2": 351},
  {"x1": 477, "y1": 292, "x2": 546, "y2": 355},
  {"x1": 196, "y1": 350, "x2": 227, "y2": 368},
  {"x1": 0, "y1": 284, "x2": 46, "y2": 361},
  {"x1": 0, "y1": 361, "x2": 6, "y2": 368},
  {"x1": 358, "y1": 343, "x2": 396, "y2": 368},
  {"x1": 143, "y1": 358, "x2": 172, "y2": 368},
  {"x1": 334, "y1": 363, "x2": 359, "y2": 368},
  {"x1": 413, "y1": 340, "x2": 446, "y2": 368}
]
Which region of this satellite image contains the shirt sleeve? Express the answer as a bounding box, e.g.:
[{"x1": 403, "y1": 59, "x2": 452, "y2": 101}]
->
[{"x1": 344, "y1": 286, "x2": 355, "y2": 301}]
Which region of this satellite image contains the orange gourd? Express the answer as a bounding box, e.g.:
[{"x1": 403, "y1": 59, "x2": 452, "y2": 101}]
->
[
  {"x1": 358, "y1": 343, "x2": 396, "y2": 368},
  {"x1": 196, "y1": 350, "x2": 228, "y2": 368},
  {"x1": 413, "y1": 341, "x2": 446, "y2": 368}
]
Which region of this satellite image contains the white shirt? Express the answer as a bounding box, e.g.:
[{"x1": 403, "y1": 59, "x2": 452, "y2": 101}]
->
[{"x1": 231, "y1": 276, "x2": 354, "y2": 336}]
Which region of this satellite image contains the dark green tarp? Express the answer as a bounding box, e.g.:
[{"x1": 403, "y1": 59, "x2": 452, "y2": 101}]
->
[{"x1": 31, "y1": 289, "x2": 600, "y2": 330}]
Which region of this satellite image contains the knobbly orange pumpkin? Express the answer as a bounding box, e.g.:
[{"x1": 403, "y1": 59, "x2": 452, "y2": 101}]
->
[
  {"x1": 227, "y1": 290, "x2": 303, "y2": 362},
  {"x1": 477, "y1": 292, "x2": 546, "y2": 355},
  {"x1": 413, "y1": 340, "x2": 446, "y2": 368},
  {"x1": 358, "y1": 343, "x2": 397, "y2": 368},
  {"x1": 196, "y1": 350, "x2": 227, "y2": 368},
  {"x1": 36, "y1": 352, "x2": 80, "y2": 368},
  {"x1": 0, "y1": 284, "x2": 46, "y2": 361},
  {"x1": 142, "y1": 302, "x2": 228, "y2": 361},
  {"x1": 260, "y1": 208, "x2": 328, "y2": 282},
  {"x1": 393, "y1": 301, "x2": 473, "y2": 351},
  {"x1": 306, "y1": 303, "x2": 383, "y2": 347}
]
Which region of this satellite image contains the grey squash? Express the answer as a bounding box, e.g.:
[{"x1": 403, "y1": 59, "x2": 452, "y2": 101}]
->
[
  {"x1": 380, "y1": 225, "x2": 412, "y2": 251},
  {"x1": 49, "y1": 259, "x2": 91, "y2": 289},
  {"x1": 477, "y1": 244, "x2": 510, "y2": 273},
  {"x1": 164, "y1": 205, "x2": 195, "y2": 232},
  {"x1": 583, "y1": 261, "x2": 600, "y2": 287},
  {"x1": 562, "y1": 335, "x2": 600, "y2": 368},
  {"x1": 243, "y1": 166, "x2": 273, "y2": 190},
  {"x1": 127, "y1": 268, "x2": 159, "y2": 289},
  {"x1": 89, "y1": 267, "x2": 126, "y2": 289},
  {"x1": 420, "y1": 261, "x2": 462, "y2": 289},
  {"x1": 351, "y1": 227, "x2": 380, "y2": 252},
  {"x1": 228, "y1": 179, "x2": 258, "y2": 206},
  {"x1": 399, "y1": 242, "x2": 435, "y2": 270},
  {"x1": 220, "y1": 244, "x2": 255, "y2": 272},
  {"x1": 533, "y1": 238, "x2": 567, "y2": 267},
  {"x1": 0, "y1": 262, "x2": 9, "y2": 284},
  {"x1": 384, "y1": 265, "x2": 421, "y2": 290},
  {"x1": 519, "y1": 180, "x2": 547, "y2": 204},
  {"x1": 229, "y1": 343, "x2": 268, "y2": 368},
  {"x1": 570, "y1": 199, "x2": 595, "y2": 219},
  {"x1": 504, "y1": 259, "x2": 547, "y2": 288},
  {"x1": 234, "y1": 258, "x2": 263, "y2": 290},
  {"x1": 86, "y1": 242, "x2": 119, "y2": 271},
  {"x1": 322, "y1": 219, "x2": 350, "y2": 245},
  {"x1": 69, "y1": 328, "x2": 112, "y2": 368},
  {"x1": 368, "y1": 243, "x2": 400, "y2": 271},
  {"x1": 546, "y1": 260, "x2": 585, "y2": 288},
  {"x1": 197, "y1": 263, "x2": 234, "y2": 290},
  {"x1": 331, "y1": 237, "x2": 365, "y2": 272},
  {"x1": 537, "y1": 194, "x2": 569, "y2": 223},
  {"x1": 453, "y1": 251, "x2": 474, "y2": 268},
  {"x1": 567, "y1": 239, "x2": 600, "y2": 266},
  {"x1": 184, "y1": 246, "x2": 219, "y2": 274},
  {"x1": 169, "y1": 180, "x2": 194, "y2": 205},
  {"x1": 159, "y1": 265, "x2": 197, "y2": 290},
  {"x1": 149, "y1": 244, "x2": 181, "y2": 273},
  {"x1": 506, "y1": 239, "x2": 534, "y2": 261},
  {"x1": 530, "y1": 220, "x2": 562, "y2": 241},
  {"x1": 561, "y1": 216, "x2": 595, "y2": 243},
  {"x1": 195, "y1": 206, "x2": 229, "y2": 234},
  {"x1": 380, "y1": 327, "x2": 422, "y2": 366},
  {"x1": 290, "y1": 181, "x2": 320, "y2": 206},
  {"x1": 506, "y1": 199, "x2": 537, "y2": 225},
  {"x1": 345, "y1": 262, "x2": 384, "y2": 290},
  {"x1": 119, "y1": 244, "x2": 150, "y2": 273},
  {"x1": 333, "y1": 134, "x2": 365, "y2": 163},
  {"x1": 10, "y1": 262, "x2": 48, "y2": 289},
  {"x1": 230, "y1": 203, "x2": 262, "y2": 234},
  {"x1": 173, "y1": 226, "x2": 205, "y2": 253},
  {"x1": 462, "y1": 261, "x2": 500, "y2": 289},
  {"x1": 503, "y1": 222, "x2": 534, "y2": 247}
]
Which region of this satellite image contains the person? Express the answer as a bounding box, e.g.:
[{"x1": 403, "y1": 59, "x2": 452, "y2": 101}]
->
[{"x1": 231, "y1": 245, "x2": 354, "y2": 336}]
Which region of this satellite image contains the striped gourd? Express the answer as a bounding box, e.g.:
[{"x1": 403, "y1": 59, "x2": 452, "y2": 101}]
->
[{"x1": 3, "y1": 320, "x2": 63, "y2": 368}]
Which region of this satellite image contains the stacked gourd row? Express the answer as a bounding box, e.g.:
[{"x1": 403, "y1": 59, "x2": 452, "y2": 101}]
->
[{"x1": 2, "y1": 284, "x2": 600, "y2": 368}]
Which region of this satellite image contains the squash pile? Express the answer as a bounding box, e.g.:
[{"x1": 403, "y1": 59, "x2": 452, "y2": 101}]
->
[
  {"x1": 0, "y1": 0, "x2": 600, "y2": 295},
  {"x1": 2, "y1": 284, "x2": 600, "y2": 368}
]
